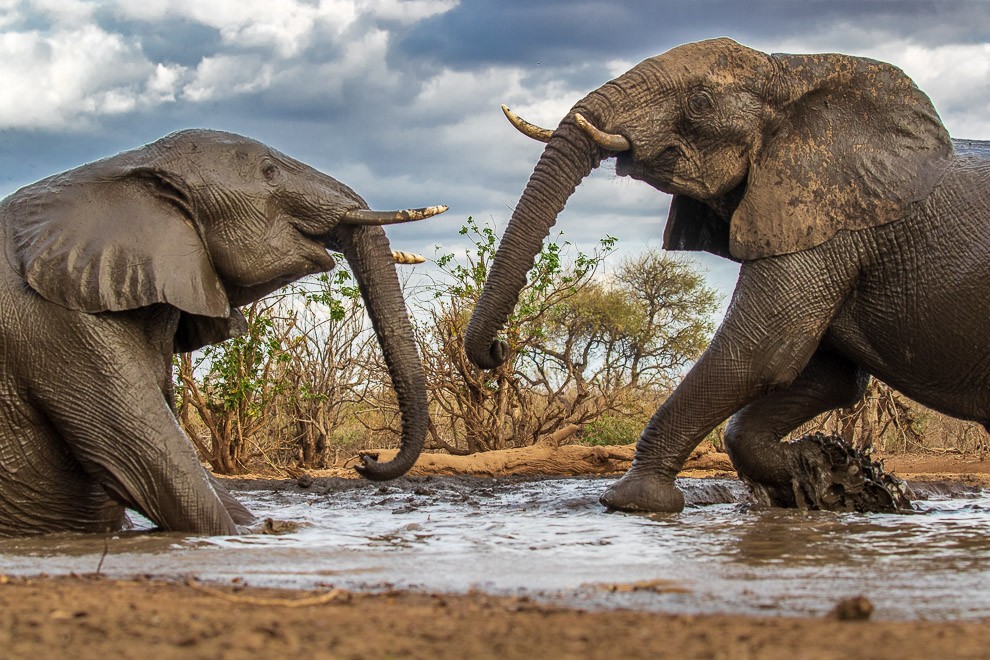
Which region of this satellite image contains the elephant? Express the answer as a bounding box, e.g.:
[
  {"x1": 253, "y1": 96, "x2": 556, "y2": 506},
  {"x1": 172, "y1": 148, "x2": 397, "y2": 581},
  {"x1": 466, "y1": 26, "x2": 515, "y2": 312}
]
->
[
  {"x1": 0, "y1": 129, "x2": 446, "y2": 536},
  {"x1": 464, "y1": 37, "x2": 990, "y2": 513}
]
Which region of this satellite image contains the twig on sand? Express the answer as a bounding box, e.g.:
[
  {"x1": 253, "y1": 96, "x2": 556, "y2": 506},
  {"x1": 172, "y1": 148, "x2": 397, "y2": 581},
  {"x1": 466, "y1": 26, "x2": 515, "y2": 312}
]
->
[
  {"x1": 96, "y1": 537, "x2": 110, "y2": 575},
  {"x1": 185, "y1": 577, "x2": 351, "y2": 607}
]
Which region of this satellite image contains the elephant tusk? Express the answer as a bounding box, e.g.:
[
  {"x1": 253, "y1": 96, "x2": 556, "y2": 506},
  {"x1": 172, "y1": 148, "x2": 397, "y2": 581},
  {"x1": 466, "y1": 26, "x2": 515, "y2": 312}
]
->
[
  {"x1": 343, "y1": 205, "x2": 448, "y2": 226},
  {"x1": 574, "y1": 113, "x2": 631, "y2": 152},
  {"x1": 501, "y1": 105, "x2": 553, "y2": 143},
  {"x1": 391, "y1": 250, "x2": 426, "y2": 265}
]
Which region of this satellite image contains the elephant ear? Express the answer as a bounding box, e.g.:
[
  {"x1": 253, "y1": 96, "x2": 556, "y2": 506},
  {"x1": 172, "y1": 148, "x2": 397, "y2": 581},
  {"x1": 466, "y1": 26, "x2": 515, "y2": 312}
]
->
[
  {"x1": 5, "y1": 164, "x2": 230, "y2": 318},
  {"x1": 728, "y1": 52, "x2": 954, "y2": 260},
  {"x1": 174, "y1": 309, "x2": 248, "y2": 353},
  {"x1": 663, "y1": 195, "x2": 737, "y2": 262}
]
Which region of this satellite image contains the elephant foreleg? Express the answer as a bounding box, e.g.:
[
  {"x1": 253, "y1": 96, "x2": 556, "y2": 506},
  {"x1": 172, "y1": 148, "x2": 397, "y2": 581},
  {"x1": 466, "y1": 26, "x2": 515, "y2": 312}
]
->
[
  {"x1": 31, "y1": 324, "x2": 243, "y2": 535},
  {"x1": 725, "y1": 350, "x2": 865, "y2": 494},
  {"x1": 208, "y1": 473, "x2": 255, "y2": 526},
  {"x1": 54, "y1": 400, "x2": 242, "y2": 535},
  {"x1": 600, "y1": 245, "x2": 861, "y2": 513}
]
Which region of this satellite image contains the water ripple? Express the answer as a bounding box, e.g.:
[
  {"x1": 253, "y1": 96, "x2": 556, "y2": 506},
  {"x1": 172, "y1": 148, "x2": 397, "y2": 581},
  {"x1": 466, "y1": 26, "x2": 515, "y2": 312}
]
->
[{"x1": 0, "y1": 477, "x2": 987, "y2": 619}]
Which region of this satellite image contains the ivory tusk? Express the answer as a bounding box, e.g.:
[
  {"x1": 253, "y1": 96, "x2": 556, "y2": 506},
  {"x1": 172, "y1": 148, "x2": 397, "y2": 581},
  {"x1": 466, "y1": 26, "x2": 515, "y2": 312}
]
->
[
  {"x1": 574, "y1": 113, "x2": 631, "y2": 152},
  {"x1": 391, "y1": 250, "x2": 426, "y2": 265},
  {"x1": 501, "y1": 105, "x2": 553, "y2": 143},
  {"x1": 343, "y1": 205, "x2": 448, "y2": 226}
]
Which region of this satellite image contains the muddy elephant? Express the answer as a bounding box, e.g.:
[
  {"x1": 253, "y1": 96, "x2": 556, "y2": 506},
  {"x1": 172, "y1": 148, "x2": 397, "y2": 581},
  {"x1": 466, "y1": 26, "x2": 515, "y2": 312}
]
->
[
  {"x1": 0, "y1": 129, "x2": 444, "y2": 536},
  {"x1": 465, "y1": 38, "x2": 990, "y2": 513}
]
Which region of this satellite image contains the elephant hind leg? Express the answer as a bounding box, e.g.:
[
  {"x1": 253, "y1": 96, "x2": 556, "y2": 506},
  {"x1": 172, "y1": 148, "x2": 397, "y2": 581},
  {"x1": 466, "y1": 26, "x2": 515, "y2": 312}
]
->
[
  {"x1": 725, "y1": 350, "x2": 909, "y2": 512},
  {"x1": 725, "y1": 350, "x2": 866, "y2": 488}
]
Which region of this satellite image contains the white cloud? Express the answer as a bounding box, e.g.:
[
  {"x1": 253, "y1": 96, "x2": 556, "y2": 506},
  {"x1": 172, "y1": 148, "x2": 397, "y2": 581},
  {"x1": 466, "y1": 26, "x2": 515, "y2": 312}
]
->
[
  {"x1": 364, "y1": 0, "x2": 458, "y2": 24},
  {"x1": 415, "y1": 66, "x2": 526, "y2": 119},
  {"x1": 25, "y1": 0, "x2": 96, "y2": 26},
  {"x1": 112, "y1": 0, "x2": 361, "y2": 58},
  {"x1": 457, "y1": 64, "x2": 615, "y2": 136},
  {"x1": 146, "y1": 63, "x2": 184, "y2": 103},
  {"x1": 108, "y1": 0, "x2": 458, "y2": 55},
  {"x1": 866, "y1": 41, "x2": 990, "y2": 139},
  {"x1": 0, "y1": 0, "x2": 463, "y2": 130},
  {"x1": 333, "y1": 27, "x2": 396, "y2": 89},
  {"x1": 0, "y1": 0, "x2": 23, "y2": 28},
  {"x1": 0, "y1": 24, "x2": 187, "y2": 129},
  {"x1": 182, "y1": 54, "x2": 273, "y2": 102},
  {"x1": 259, "y1": 27, "x2": 399, "y2": 107}
]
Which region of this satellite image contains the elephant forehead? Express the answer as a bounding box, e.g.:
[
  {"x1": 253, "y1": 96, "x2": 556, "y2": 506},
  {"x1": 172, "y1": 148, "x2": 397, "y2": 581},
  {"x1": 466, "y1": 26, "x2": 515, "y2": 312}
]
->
[{"x1": 647, "y1": 38, "x2": 770, "y2": 85}]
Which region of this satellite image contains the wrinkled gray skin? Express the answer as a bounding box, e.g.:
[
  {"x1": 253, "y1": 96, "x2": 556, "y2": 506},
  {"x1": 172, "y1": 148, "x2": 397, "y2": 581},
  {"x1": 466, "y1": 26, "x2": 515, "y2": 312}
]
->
[
  {"x1": 0, "y1": 129, "x2": 428, "y2": 536},
  {"x1": 465, "y1": 38, "x2": 990, "y2": 512}
]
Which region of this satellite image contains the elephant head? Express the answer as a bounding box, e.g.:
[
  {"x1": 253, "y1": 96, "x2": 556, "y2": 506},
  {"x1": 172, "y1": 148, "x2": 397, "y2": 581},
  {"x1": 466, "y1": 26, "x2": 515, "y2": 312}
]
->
[
  {"x1": 4, "y1": 129, "x2": 442, "y2": 481},
  {"x1": 465, "y1": 38, "x2": 952, "y2": 369}
]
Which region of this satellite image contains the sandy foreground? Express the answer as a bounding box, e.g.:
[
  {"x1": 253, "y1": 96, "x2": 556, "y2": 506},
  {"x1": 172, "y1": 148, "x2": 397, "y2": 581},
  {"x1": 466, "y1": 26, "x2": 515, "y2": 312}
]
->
[{"x1": 1, "y1": 445, "x2": 988, "y2": 659}]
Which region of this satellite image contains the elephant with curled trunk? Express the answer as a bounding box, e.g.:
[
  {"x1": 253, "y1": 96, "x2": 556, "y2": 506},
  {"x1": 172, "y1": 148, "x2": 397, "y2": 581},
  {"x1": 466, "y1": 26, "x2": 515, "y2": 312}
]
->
[
  {"x1": 465, "y1": 38, "x2": 990, "y2": 513},
  {"x1": 0, "y1": 129, "x2": 445, "y2": 536}
]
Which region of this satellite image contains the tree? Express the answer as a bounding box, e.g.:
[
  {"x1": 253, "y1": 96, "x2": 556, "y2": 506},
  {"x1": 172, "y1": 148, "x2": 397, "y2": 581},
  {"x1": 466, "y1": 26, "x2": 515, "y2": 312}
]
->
[
  {"x1": 175, "y1": 267, "x2": 374, "y2": 473},
  {"x1": 415, "y1": 218, "x2": 719, "y2": 454},
  {"x1": 274, "y1": 271, "x2": 375, "y2": 468},
  {"x1": 530, "y1": 251, "x2": 719, "y2": 440},
  {"x1": 803, "y1": 379, "x2": 944, "y2": 453},
  {"x1": 176, "y1": 298, "x2": 291, "y2": 474}
]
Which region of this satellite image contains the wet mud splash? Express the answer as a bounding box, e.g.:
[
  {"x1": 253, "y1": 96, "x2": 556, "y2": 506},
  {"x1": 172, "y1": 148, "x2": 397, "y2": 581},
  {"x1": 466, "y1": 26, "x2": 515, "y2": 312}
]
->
[
  {"x1": 0, "y1": 476, "x2": 987, "y2": 620},
  {"x1": 745, "y1": 433, "x2": 911, "y2": 513}
]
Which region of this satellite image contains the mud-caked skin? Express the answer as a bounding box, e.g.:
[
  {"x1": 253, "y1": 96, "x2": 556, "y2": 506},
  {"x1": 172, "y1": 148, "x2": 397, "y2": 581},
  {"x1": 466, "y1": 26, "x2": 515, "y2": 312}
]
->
[
  {"x1": 741, "y1": 433, "x2": 911, "y2": 512},
  {"x1": 463, "y1": 38, "x2": 990, "y2": 513},
  {"x1": 0, "y1": 130, "x2": 432, "y2": 536}
]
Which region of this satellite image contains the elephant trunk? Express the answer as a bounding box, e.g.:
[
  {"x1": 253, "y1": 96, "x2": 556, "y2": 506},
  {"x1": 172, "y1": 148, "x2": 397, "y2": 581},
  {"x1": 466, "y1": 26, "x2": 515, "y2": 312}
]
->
[
  {"x1": 464, "y1": 106, "x2": 609, "y2": 369},
  {"x1": 340, "y1": 225, "x2": 427, "y2": 480}
]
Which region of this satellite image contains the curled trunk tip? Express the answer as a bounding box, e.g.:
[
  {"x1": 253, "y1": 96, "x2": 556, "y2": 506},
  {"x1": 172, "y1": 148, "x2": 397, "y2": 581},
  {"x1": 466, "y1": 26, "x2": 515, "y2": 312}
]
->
[
  {"x1": 341, "y1": 225, "x2": 428, "y2": 482},
  {"x1": 355, "y1": 452, "x2": 416, "y2": 481},
  {"x1": 464, "y1": 116, "x2": 606, "y2": 370}
]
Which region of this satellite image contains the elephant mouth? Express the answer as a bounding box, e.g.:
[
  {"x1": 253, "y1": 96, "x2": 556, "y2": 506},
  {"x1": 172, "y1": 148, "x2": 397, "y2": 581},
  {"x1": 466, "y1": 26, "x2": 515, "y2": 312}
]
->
[
  {"x1": 615, "y1": 146, "x2": 719, "y2": 199},
  {"x1": 294, "y1": 230, "x2": 339, "y2": 271},
  {"x1": 616, "y1": 146, "x2": 682, "y2": 188}
]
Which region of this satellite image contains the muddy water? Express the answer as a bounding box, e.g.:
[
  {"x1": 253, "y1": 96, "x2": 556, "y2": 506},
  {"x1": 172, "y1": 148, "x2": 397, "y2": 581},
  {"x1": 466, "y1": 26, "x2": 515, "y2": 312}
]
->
[{"x1": 0, "y1": 476, "x2": 988, "y2": 620}]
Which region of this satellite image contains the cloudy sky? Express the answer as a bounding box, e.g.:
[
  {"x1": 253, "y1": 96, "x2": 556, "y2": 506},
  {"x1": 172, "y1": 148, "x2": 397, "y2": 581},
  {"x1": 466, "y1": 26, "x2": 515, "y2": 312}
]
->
[{"x1": 1, "y1": 0, "x2": 989, "y2": 306}]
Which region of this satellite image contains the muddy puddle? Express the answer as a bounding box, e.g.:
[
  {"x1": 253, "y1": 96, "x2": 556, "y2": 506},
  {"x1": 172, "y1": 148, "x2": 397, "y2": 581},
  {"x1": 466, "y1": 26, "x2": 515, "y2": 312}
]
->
[{"x1": 0, "y1": 476, "x2": 988, "y2": 620}]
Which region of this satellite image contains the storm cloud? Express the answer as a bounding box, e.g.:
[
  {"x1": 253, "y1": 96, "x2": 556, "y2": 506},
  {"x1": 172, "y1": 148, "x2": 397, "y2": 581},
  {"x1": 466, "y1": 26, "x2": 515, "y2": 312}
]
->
[{"x1": 1, "y1": 0, "x2": 988, "y2": 303}]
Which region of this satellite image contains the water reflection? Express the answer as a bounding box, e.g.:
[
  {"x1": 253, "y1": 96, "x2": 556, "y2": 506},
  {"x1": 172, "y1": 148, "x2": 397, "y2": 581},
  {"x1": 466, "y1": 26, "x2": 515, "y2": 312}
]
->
[{"x1": 0, "y1": 477, "x2": 986, "y2": 620}]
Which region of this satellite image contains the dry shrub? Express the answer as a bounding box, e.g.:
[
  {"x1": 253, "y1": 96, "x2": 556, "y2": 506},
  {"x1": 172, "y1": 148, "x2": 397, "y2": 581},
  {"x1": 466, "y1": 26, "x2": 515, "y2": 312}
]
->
[
  {"x1": 799, "y1": 379, "x2": 988, "y2": 456},
  {"x1": 408, "y1": 219, "x2": 717, "y2": 455},
  {"x1": 173, "y1": 223, "x2": 989, "y2": 475}
]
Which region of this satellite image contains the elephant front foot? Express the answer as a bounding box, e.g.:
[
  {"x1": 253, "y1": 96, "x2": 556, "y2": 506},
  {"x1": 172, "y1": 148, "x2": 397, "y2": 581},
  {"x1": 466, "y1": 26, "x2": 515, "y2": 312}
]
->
[
  {"x1": 600, "y1": 471, "x2": 685, "y2": 513},
  {"x1": 743, "y1": 433, "x2": 911, "y2": 513}
]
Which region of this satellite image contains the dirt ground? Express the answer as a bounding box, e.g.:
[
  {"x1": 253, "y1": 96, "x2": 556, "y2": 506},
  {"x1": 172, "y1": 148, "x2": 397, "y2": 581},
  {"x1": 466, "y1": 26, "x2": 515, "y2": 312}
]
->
[
  {"x1": 308, "y1": 440, "x2": 990, "y2": 486},
  {"x1": 2, "y1": 443, "x2": 989, "y2": 659}
]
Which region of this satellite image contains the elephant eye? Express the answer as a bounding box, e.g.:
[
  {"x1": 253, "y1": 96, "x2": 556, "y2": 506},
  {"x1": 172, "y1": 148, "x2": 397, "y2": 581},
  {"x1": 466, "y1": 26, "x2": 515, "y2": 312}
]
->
[
  {"x1": 261, "y1": 160, "x2": 280, "y2": 183},
  {"x1": 687, "y1": 90, "x2": 715, "y2": 117}
]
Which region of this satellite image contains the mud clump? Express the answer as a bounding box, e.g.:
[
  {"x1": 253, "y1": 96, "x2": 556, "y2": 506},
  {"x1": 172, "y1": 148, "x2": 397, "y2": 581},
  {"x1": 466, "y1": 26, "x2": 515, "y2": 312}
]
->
[
  {"x1": 828, "y1": 595, "x2": 875, "y2": 621},
  {"x1": 746, "y1": 433, "x2": 911, "y2": 513}
]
